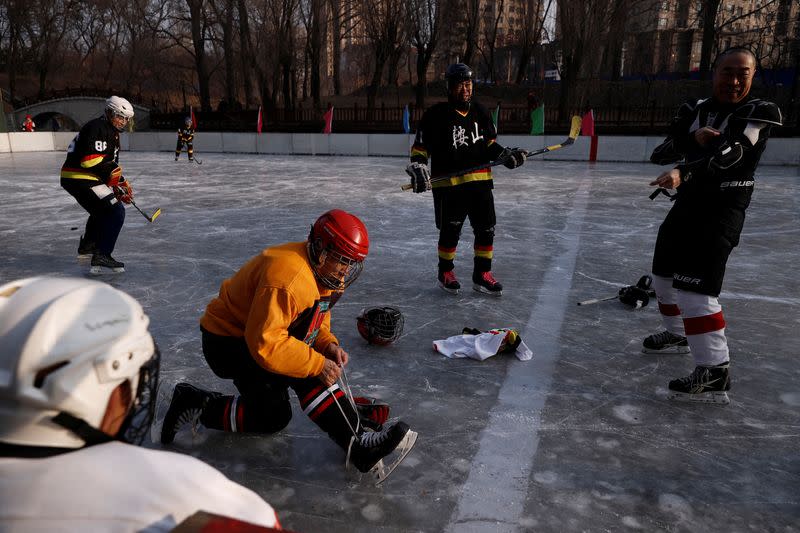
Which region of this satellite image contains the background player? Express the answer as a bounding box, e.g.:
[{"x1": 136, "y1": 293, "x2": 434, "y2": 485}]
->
[
  {"x1": 406, "y1": 63, "x2": 527, "y2": 296},
  {"x1": 60, "y1": 96, "x2": 134, "y2": 274},
  {"x1": 21, "y1": 114, "x2": 35, "y2": 132},
  {"x1": 645, "y1": 47, "x2": 782, "y2": 404},
  {"x1": 159, "y1": 210, "x2": 416, "y2": 482},
  {"x1": 0, "y1": 277, "x2": 280, "y2": 531},
  {"x1": 175, "y1": 116, "x2": 195, "y2": 161}
]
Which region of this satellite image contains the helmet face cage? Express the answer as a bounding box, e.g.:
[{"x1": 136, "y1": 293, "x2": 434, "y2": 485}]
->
[
  {"x1": 309, "y1": 240, "x2": 364, "y2": 290},
  {"x1": 358, "y1": 306, "x2": 404, "y2": 345},
  {"x1": 118, "y1": 347, "x2": 160, "y2": 445}
]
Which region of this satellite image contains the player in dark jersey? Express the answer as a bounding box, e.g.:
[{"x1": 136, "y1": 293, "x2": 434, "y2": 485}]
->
[
  {"x1": 407, "y1": 63, "x2": 527, "y2": 296},
  {"x1": 644, "y1": 48, "x2": 782, "y2": 404},
  {"x1": 61, "y1": 96, "x2": 135, "y2": 274},
  {"x1": 175, "y1": 116, "x2": 195, "y2": 161}
]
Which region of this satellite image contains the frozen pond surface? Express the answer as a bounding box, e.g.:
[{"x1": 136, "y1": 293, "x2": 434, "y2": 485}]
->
[{"x1": 1, "y1": 151, "x2": 798, "y2": 532}]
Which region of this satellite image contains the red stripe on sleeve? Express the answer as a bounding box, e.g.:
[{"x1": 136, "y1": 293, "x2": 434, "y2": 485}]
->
[
  {"x1": 683, "y1": 311, "x2": 726, "y2": 335},
  {"x1": 236, "y1": 400, "x2": 245, "y2": 433},
  {"x1": 658, "y1": 303, "x2": 681, "y2": 317}
]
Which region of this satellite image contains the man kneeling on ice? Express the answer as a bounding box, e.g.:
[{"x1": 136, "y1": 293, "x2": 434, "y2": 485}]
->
[{"x1": 159, "y1": 209, "x2": 417, "y2": 483}]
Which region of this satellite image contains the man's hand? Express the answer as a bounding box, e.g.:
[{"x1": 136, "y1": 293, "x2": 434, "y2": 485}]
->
[
  {"x1": 323, "y1": 343, "x2": 349, "y2": 367},
  {"x1": 114, "y1": 180, "x2": 134, "y2": 204},
  {"x1": 406, "y1": 162, "x2": 432, "y2": 193},
  {"x1": 501, "y1": 147, "x2": 527, "y2": 169},
  {"x1": 318, "y1": 358, "x2": 342, "y2": 387},
  {"x1": 649, "y1": 168, "x2": 682, "y2": 189},
  {"x1": 693, "y1": 127, "x2": 721, "y2": 147}
]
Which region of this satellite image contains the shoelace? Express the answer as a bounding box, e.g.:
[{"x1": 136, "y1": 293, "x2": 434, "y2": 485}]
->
[
  {"x1": 173, "y1": 407, "x2": 202, "y2": 435},
  {"x1": 482, "y1": 272, "x2": 498, "y2": 285},
  {"x1": 359, "y1": 426, "x2": 392, "y2": 447},
  {"x1": 651, "y1": 331, "x2": 679, "y2": 345},
  {"x1": 443, "y1": 271, "x2": 458, "y2": 284},
  {"x1": 674, "y1": 367, "x2": 709, "y2": 389}
]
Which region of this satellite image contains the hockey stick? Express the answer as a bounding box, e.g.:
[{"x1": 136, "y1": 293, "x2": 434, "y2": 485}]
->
[
  {"x1": 577, "y1": 294, "x2": 618, "y2": 306},
  {"x1": 402, "y1": 115, "x2": 582, "y2": 191},
  {"x1": 131, "y1": 200, "x2": 162, "y2": 223}
]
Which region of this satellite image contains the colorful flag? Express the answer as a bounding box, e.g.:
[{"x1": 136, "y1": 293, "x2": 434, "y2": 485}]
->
[
  {"x1": 402, "y1": 105, "x2": 410, "y2": 133},
  {"x1": 581, "y1": 109, "x2": 595, "y2": 136},
  {"x1": 190, "y1": 106, "x2": 197, "y2": 129},
  {"x1": 322, "y1": 106, "x2": 334, "y2": 134},
  {"x1": 491, "y1": 104, "x2": 500, "y2": 128},
  {"x1": 530, "y1": 105, "x2": 544, "y2": 135},
  {"x1": 257, "y1": 106, "x2": 263, "y2": 134}
]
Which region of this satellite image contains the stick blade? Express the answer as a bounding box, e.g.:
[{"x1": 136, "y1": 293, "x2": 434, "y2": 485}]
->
[
  {"x1": 149, "y1": 208, "x2": 162, "y2": 222},
  {"x1": 568, "y1": 115, "x2": 582, "y2": 139}
]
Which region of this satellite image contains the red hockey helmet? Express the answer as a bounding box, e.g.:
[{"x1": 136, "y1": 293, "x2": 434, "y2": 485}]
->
[{"x1": 308, "y1": 210, "x2": 369, "y2": 290}]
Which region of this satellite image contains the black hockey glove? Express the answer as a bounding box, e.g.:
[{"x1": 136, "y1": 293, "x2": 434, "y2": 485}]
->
[
  {"x1": 618, "y1": 285, "x2": 650, "y2": 309},
  {"x1": 406, "y1": 162, "x2": 432, "y2": 193},
  {"x1": 500, "y1": 147, "x2": 527, "y2": 169}
]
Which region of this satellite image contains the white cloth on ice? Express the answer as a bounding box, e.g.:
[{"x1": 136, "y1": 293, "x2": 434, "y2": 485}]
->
[{"x1": 433, "y1": 328, "x2": 533, "y2": 361}]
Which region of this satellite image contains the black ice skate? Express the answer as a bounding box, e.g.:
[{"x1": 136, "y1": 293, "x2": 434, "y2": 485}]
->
[
  {"x1": 667, "y1": 363, "x2": 730, "y2": 405},
  {"x1": 89, "y1": 253, "x2": 125, "y2": 274},
  {"x1": 77, "y1": 235, "x2": 96, "y2": 259},
  {"x1": 438, "y1": 270, "x2": 461, "y2": 295},
  {"x1": 160, "y1": 383, "x2": 214, "y2": 444},
  {"x1": 472, "y1": 271, "x2": 503, "y2": 296},
  {"x1": 348, "y1": 421, "x2": 417, "y2": 484},
  {"x1": 642, "y1": 330, "x2": 690, "y2": 354}
]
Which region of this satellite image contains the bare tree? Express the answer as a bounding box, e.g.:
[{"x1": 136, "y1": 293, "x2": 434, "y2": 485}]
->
[
  {"x1": 408, "y1": 0, "x2": 452, "y2": 108},
  {"x1": 513, "y1": 0, "x2": 554, "y2": 84},
  {"x1": 358, "y1": 0, "x2": 406, "y2": 110},
  {"x1": 477, "y1": 0, "x2": 504, "y2": 83}
]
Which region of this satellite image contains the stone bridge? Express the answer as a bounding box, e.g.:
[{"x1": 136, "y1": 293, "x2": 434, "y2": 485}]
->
[{"x1": 7, "y1": 97, "x2": 150, "y2": 132}]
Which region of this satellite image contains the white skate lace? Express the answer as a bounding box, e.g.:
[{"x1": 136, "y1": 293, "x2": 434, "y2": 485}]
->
[
  {"x1": 651, "y1": 331, "x2": 681, "y2": 345},
  {"x1": 174, "y1": 408, "x2": 202, "y2": 436}
]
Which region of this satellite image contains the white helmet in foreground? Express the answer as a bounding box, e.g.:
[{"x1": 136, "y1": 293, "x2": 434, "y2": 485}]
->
[
  {"x1": 106, "y1": 95, "x2": 134, "y2": 119},
  {"x1": 0, "y1": 277, "x2": 159, "y2": 449}
]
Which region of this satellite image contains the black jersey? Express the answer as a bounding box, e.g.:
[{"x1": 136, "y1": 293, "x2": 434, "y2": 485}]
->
[
  {"x1": 650, "y1": 96, "x2": 782, "y2": 211},
  {"x1": 411, "y1": 101, "x2": 505, "y2": 188},
  {"x1": 178, "y1": 127, "x2": 195, "y2": 143},
  {"x1": 60, "y1": 116, "x2": 120, "y2": 184}
]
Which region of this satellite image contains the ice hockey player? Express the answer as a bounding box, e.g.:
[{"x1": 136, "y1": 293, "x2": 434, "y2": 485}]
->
[
  {"x1": 645, "y1": 47, "x2": 782, "y2": 404},
  {"x1": 160, "y1": 210, "x2": 417, "y2": 483},
  {"x1": 60, "y1": 95, "x2": 135, "y2": 274},
  {"x1": 406, "y1": 62, "x2": 527, "y2": 296},
  {"x1": 21, "y1": 114, "x2": 35, "y2": 132},
  {"x1": 0, "y1": 277, "x2": 280, "y2": 532},
  {"x1": 175, "y1": 116, "x2": 195, "y2": 161}
]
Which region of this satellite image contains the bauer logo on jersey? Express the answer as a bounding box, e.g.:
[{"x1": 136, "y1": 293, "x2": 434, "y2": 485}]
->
[{"x1": 720, "y1": 180, "x2": 755, "y2": 188}]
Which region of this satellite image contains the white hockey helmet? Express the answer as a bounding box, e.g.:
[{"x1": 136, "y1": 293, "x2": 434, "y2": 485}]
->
[
  {"x1": 0, "y1": 277, "x2": 159, "y2": 449},
  {"x1": 106, "y1": 95, "x2": 134, "y2": 118}
]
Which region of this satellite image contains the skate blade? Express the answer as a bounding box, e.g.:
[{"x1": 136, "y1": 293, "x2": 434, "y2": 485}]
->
[
  {"x1": 437, "y1": 282, "x2": 460, "y2": 295},
  {"x1": 667, "y1": 390, "x2": 730, "y2": 405},
  {"x1": 472, "y1": 284, "x2": 502, "y2": 297},
  {"x1": 77, "y1": 254, "x2": 92, "y2": 262},
  {"x1": 373, "y1": 430, "x2": 418, "y2": 485},
  {"x1": 89, "y1": 266, "x2": 125, "y2": 275},
  {"x1": 642, "y1": 345, "x2": 690, "y2": 355}
]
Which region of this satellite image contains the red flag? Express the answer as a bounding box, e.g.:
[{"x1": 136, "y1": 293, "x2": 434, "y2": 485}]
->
[
  {"x1": 581, "y1": 109, "x2": 595, "y2": 136},
  {"x1": 257, "y1": 106, "x2": 263, "y2": 134},
  {"x1": 322, "y1": 106, "x2": 334, "y2": 134},
  {"x1": 190, "y1": 106, "x2": 197, "y2": 130}
]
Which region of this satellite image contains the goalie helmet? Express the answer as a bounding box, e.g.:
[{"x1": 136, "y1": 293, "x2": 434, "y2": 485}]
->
[
  {"x1": 0, "y1": 277, "x2": 159, "y2": 449},
  {"x1": 184, "y1": 116, "x2": 193, "y2": 127},
  {"x1": 357, "y1": 306, "x2": 404, "y2": 345},
  {"x1": 308, "y1": 210, "x2": 369, "y2": 290}
]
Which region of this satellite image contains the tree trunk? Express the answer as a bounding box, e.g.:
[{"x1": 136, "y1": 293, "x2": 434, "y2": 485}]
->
[
  {"x1": 698, "y1": 0, "x2": 721, "y2": 79},
  {"x1": 187, "y1": 0, "x2": 212, "y2": 111}
]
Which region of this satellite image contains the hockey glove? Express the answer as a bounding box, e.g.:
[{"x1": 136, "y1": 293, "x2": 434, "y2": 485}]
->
[
  {"x1": 354, "y1": 396, "x2": 390, "y2": 431},
  {"x1": 501, "y1": 147, "x2": 527, "y2": 169},
  {"x1": 618, "y1": 285, "x2": 650, "y2": 309},
  {"x1": 114, "y1": 180, "x2": 134, "y2": 204},
  {"x1": 108, "y1": 165, "x2": 123, "y2": 187},
  {"x1": 406, "y1": 162, "x2": 432, "y2": 193}
]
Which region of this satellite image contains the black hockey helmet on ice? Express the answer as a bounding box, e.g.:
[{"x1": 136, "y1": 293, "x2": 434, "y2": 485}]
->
[{"x1": 357, "y1": 306, "x2": 404, "y2": 346}]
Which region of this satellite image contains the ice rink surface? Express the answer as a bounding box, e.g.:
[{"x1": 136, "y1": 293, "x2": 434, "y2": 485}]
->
[{"x1": 1, "y1": 151, "x2": 798, "y2": 532}]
